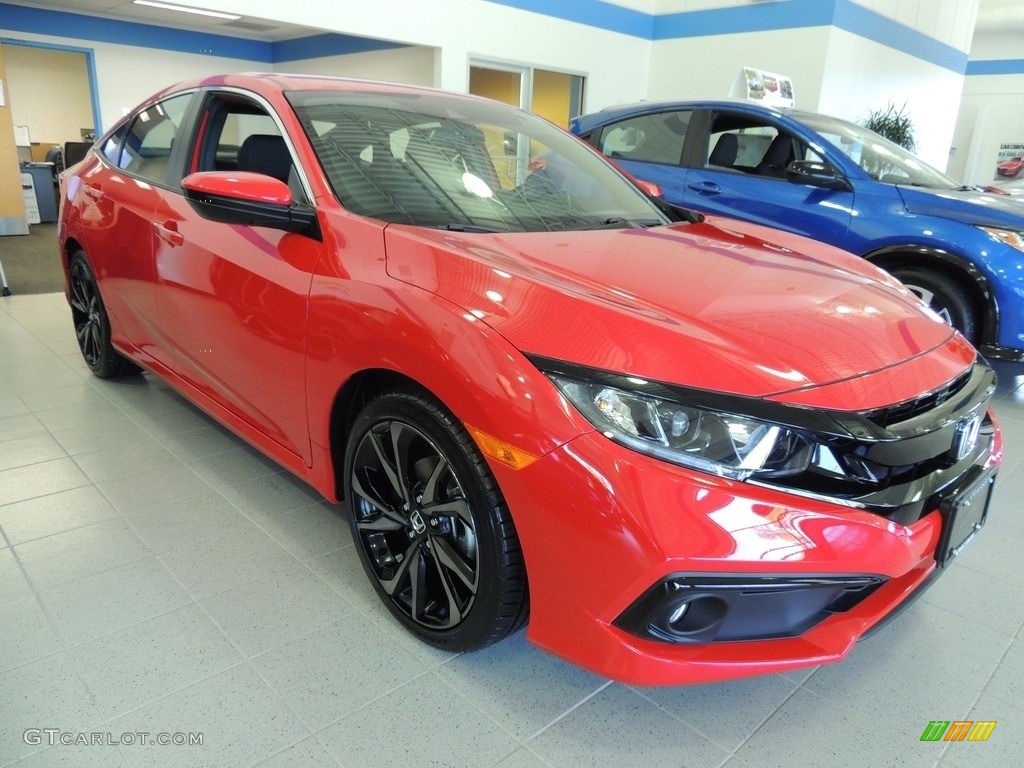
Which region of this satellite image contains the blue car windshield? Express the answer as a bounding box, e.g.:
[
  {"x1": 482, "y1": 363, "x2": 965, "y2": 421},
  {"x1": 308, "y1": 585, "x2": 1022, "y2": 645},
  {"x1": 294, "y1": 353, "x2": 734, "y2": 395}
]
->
[
  {"x1": 286, "y1": 89, "x2": 670, "y2": 233},
  {"x1": 797, "y1": 113, "x2": 959, "y2": 190}
]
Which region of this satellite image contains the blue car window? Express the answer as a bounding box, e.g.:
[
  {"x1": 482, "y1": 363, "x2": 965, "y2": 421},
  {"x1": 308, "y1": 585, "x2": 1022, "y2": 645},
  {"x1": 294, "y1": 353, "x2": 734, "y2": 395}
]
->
[
  {"x1": 704, "y1": 114, "x2": 821, "y2": 179},
  {"x1": 796, "y1": 112, "x2": 957, "y2": 188},
  {"x1": 597, "y1": 111, "x2": 689, "y2": 165}
]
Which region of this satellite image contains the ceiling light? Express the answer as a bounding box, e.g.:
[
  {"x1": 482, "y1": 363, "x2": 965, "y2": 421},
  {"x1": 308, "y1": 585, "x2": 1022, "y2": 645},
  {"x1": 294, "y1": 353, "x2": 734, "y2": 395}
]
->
[{"x1": 132, "y1": 1, "x2": 242, "y2": 20}]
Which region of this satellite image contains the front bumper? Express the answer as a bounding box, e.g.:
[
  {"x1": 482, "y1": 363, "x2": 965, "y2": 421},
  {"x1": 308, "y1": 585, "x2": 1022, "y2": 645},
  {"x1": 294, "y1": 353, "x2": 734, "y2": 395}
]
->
[
  {"x1": 497, "y1": 414, "x2": 1001, "y2": 685},
  {"x1": 980, "y1": 342, "x2": 1024, "y2": 363}
]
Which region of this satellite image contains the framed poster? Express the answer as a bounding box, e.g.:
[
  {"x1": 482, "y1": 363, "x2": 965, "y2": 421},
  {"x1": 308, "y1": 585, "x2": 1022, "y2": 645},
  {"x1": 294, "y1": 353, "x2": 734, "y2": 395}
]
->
[
  {"x1": 994, "y1": 142, "x2": 1024, "y2": 180},
  {"x1": 730, "y1": 67, "x2": 795, "y2": 108}
]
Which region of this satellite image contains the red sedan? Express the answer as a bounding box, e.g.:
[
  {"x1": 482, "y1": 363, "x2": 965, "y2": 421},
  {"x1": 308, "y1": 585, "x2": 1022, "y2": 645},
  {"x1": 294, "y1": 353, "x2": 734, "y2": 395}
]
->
[
  {"x1": 58, "y1": 74, "x2": 1000, "y2": 685},
  {"x1": 997, "y1": 156, "x2": 1024, "y2": 177}
]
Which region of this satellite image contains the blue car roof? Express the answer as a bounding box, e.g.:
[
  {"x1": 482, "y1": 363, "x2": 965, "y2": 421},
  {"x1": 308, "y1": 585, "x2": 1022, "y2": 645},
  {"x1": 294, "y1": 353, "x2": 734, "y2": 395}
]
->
[{"x1": 571, "y1": 99, "x2": 816, "y2": 135}]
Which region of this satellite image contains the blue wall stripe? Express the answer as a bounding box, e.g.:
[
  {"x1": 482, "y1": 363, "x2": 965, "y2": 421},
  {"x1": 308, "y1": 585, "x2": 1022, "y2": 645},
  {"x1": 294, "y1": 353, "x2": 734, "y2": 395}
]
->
[
  {"x1": 0, "y1": 3, "x2": 404, "y2": 65},
  {"x1": 273, "y1": 33, "x2": 405, "y2": 63},
  {"x1": 491, "y1": 0, "x2": 966, "y2": 74},
  {"x1": 0, "y1": 2, "x2": 272, "y2": 61},
  {"x1": 966, "y1": 59, "x2": 1024, "y2": 76},
  {"x1": 485, "y1": 0, "x2": 653, "y2": 38},
  {"x1": 653, "y1": 0, "x2": 835, "y2": 38},
  {"x1": 0, "y1": 0, "x2": 974, "y2": 76},
  {"x1": 657, "y1": 0, "x2": 965, "y2": 74},
  {"x1": 831, "y1": 0, "x2": 967, "y2": 74}
]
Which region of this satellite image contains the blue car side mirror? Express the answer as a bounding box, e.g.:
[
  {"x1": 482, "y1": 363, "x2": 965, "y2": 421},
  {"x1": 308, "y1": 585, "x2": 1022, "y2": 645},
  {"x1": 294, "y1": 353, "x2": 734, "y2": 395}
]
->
[{"x1": 786, "y1": 160, "x2": 852, "y2": 192}]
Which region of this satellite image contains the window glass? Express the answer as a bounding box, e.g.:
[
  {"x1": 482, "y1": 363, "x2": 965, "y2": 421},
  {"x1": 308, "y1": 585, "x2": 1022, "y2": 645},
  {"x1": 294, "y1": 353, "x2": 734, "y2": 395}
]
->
[
  {"x1": 287, "y1": 89, "x2": 668, "y2": 233},
  {"x1": 192, "y1": 94, "x2": 302, "y2": 200},
  {"x1": 796, "y1": 112, "x2": 957, "y2": 188},
  {"x1": 596, "y1": 112, "x2": 689, "y2": 165},
  {"x1": 706, "y1": 113, "x2": 819, "y2": 177},
  {"x1": 120, "y1": 93, "x2": 192, "y2": 182},
  {"x1": 211, "y1": 112, "x2": 281, "y2": 171},
  {"x1": 99, "y1": 123, "x2": 129, "y2": 167}
]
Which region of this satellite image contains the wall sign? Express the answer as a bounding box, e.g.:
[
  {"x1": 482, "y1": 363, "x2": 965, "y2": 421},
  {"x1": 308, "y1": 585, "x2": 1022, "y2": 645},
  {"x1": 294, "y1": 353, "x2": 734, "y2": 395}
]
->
[
  {"x1": 730, "y1": 66, "x2": 795, "y2": 109},
  {"x1": 994, "y1": 142, "x2": 1024, "y2": 181}
]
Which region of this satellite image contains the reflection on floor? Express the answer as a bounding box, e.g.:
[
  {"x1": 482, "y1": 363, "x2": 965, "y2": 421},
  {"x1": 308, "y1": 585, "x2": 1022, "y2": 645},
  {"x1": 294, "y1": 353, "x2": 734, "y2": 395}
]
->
[{"x1": 1, "y1": 292, "x2": 1022, "y2": 768}]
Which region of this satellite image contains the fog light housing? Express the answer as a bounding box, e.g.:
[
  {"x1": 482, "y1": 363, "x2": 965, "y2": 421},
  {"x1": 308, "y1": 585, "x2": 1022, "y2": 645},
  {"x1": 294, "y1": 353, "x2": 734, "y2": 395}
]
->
[{"x1": 615, "y1": 574, "x2": 884, "y2": 644}]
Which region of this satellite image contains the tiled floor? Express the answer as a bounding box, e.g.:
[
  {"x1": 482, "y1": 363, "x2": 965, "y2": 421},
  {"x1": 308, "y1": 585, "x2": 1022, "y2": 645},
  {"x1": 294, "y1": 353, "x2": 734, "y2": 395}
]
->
[{"x1": 1, "y1": 291, "x2": 1022, "y2": 768}]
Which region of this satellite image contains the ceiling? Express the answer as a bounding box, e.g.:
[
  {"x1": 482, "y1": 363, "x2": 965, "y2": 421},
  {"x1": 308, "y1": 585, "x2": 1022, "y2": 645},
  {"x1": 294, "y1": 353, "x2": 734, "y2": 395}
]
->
[
  {"x1": 5, "y1": 0, "x2": 1024, "y2": 41},
  {"x1": 974, "y1": 0, "x2": 1024, "y2": 33},
  {"x1": 5, "y1": 0, "x2": 321, "y2": 41}
]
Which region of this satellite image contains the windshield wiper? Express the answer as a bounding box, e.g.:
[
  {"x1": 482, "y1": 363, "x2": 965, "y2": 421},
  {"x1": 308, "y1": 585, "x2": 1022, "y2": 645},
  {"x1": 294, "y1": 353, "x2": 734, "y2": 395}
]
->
[
  {"x1": 647, "y1": 196, "x2": 704, "y2": 224},
  {"x1": 428, "y1": 223, "x2": 505, "y2": 233},
  {"x1": 583, "y1": 217, "x2": 663, "y2": 230}
]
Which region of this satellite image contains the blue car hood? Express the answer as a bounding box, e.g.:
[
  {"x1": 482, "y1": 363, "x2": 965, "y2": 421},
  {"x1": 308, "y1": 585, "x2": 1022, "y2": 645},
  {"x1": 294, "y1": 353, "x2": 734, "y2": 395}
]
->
[{"x1": 897, "y1": 185, "x2": 1024, "y2": 229}]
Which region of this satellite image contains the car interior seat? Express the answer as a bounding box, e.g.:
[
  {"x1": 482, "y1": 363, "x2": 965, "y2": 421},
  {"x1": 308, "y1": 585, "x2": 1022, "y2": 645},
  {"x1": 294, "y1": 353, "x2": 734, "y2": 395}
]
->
[
  {"x1": 756, "y1": 134, "x2": 796, "y2": 178},
  {"x1": 237, "y1": 133, "x2": 305, "y2": 201},
  {"x1": 237, "y1": 134, "x2": 293, "y2": 184},
  {"x1": 708, "y1": 133, "x2": 738, "y2": 169}
]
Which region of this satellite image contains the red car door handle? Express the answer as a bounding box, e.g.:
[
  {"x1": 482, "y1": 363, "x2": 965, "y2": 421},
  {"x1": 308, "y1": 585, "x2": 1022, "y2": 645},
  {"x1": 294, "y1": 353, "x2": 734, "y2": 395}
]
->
[
  {"x1": 83, "y1": 184, "x2": 103, "y2": 201},
  {"x1": 154, "y1": 221, "x2": 184, "y2": 247},
  {"x1": 687, "y1": 181, "x2": 722, "y2": 196}
]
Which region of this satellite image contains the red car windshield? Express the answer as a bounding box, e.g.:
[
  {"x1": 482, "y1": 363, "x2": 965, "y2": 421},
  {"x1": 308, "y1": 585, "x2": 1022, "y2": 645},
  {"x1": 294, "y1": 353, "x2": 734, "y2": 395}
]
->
[{"x1": 287, "y1": 89, "x2": 669, "y2": 232}]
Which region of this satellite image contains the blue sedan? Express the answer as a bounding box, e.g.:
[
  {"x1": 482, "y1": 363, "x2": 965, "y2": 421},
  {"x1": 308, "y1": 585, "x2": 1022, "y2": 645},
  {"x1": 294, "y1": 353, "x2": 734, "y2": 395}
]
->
[{"x1": 572, "y1": 100, "x2": 1024, "y2": 359}]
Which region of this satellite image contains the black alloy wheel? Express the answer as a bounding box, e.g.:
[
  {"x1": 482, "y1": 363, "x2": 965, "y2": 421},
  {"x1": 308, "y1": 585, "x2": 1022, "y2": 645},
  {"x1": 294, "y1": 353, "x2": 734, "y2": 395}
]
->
[
  {"x1": 344, "y1": 390, "x2": 527, "y2": 651},
  {"x1": 891, "y1": 266, "x2": 978, "y2": 344},
  {"x1": 68, "y1": 251, "x2": 140, "y2": 378}
]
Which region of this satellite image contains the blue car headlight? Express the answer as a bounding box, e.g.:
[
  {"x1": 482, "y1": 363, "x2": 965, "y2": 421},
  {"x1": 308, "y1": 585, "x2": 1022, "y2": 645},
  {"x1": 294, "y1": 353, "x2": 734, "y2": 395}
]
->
[
  {"x1": 548, "y1": 374, "x2": 813, "y2": 480},
  {"x1": 978, "y1": 226, "x2": 1024, "y2": 253}
]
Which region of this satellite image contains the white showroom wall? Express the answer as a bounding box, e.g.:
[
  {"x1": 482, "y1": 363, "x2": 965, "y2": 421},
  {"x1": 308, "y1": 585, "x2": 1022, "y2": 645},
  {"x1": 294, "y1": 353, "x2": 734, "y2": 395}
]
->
[
  {"x1": 280, "y1": 46, "x2": 437, "y2": 87},
  {"x1": 648, "y1": 0, "x2": 977, "y2": 172},
  {"x1": 953, "y1": 75, "x2": 1024, "y2": 185},
  {"x1": 189, "y1": 0, "x2": 654, "y2": 114},
  {"x1": 949, "y1": 28, "x2": 1024, "y2": 184},
  {"x1": 816, "y1": 27, "x2": 968, "y2": 172},
  {"x1": 845, "y1": 0, "x2": 979, "y2": 52},
  {"x1": 645, "y1": 27, "x2": 830, "y2": 109}
]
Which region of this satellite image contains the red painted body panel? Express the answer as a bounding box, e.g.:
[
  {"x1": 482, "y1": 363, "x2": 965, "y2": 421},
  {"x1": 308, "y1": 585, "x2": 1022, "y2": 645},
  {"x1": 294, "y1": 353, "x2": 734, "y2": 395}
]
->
[
  {"x1": 504, "y1": 420, "x2": 1002, "y2": 684},
  {"x1": 57, "y1": 74, "x2": 1002, "y2": 685},
  {"x1": 60, "y1": 166, "x2": 175, "y2": 370},
  {"x1": 150, "y1": 189, "x2": 320, "y2": 464},
  {"x1": 303, "y1": 209, "x2": 592, "y2": 478},
  {"x1": 181, "y1": 171, "x2": 295, "y2": 205},
  {"x1": 383, "y1": 218, "x2": 957, "y2": 404}
]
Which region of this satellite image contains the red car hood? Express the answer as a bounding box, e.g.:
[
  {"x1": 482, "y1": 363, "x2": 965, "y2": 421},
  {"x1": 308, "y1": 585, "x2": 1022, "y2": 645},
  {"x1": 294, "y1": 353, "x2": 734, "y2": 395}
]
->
[{"x1": 384, "y1": 216, "x2": 966, "y2": 402}]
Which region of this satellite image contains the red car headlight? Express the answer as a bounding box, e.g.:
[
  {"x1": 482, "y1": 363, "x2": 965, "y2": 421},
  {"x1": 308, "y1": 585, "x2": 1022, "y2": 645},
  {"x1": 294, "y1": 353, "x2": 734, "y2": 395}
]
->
[{"x1": 547, "y1": 373, "x2": 813, "y2": 480}]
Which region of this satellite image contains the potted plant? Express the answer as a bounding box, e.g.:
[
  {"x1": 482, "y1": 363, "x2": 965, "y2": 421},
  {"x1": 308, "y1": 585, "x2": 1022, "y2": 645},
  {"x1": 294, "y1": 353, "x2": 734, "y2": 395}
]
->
[{"x1": 861, "y1": 102, "x2": 916, "y2": 151}]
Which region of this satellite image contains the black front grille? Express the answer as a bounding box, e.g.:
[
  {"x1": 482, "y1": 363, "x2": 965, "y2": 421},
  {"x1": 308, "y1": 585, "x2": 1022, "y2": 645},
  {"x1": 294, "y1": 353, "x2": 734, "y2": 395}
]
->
[
  {"x1": 528, "y1": 353, "x2": 997, "y2": 527},
  {"x1": 863, "y1": 369, "x2": 973, "y2": 427},
  {"x1": 756, "y1": 363, "x2": 997, "y2": 525},
  {"x1": 765, "y1": 416, "x2": 996, "y2": 525}
]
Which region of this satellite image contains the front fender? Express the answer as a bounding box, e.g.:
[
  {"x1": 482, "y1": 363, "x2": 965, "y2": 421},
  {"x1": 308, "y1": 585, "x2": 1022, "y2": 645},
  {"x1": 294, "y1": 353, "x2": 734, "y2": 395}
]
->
[
  {"x1": 864, "y1": 242, "x2": 1006, "y2": 346},
  {"x1": 302, "y1": 212, "x2": 593, "y2": 502}
]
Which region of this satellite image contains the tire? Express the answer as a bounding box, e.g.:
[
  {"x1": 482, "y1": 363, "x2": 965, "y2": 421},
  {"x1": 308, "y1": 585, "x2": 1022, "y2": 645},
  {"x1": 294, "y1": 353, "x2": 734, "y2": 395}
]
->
[
  {"x1": 889, "y1": 266, "x2": 978, "y2": 344},
  {"x1": 68, "y1": 251, "x2": 141, "y2": 378},
  {"x1": 343, "y1": 390, "x2": 528, "y2": 651}
]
